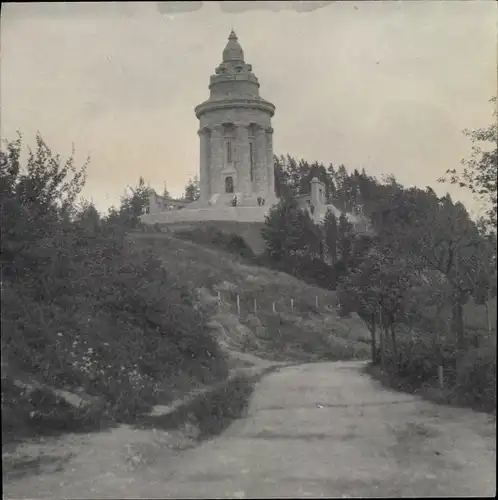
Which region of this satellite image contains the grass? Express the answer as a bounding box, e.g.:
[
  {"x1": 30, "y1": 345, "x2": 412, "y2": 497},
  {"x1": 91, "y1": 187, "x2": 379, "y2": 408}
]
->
[{"x1": 128, "y1": 231, "x2": 371, "y2": 363}]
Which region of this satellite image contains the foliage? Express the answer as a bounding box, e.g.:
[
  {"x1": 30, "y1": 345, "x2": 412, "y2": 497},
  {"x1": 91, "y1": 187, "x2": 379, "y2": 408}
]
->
[
  {"x1": 1, "y1": 134, "x2": 228, "y2": 436},
  {"x1": 322, "y1": 208, "x2": 338, "y2": 265},
  {"x1": 337, "y1": 212, "x2": 354, "y2": 263},
  {"x1": 269, "y1": 137, "x2": 496, "y2": 412},
  {"x1": 184, "y1": 175, "x2": 200, "y2": 202},
  {"x1": 439, "y1": 96, "x2": 497, "y2": 232},
  {"x1": 175, "y1": 225, "x2": 255, "y2": 260},
  {"x1": 261, "y1": 195, "x2": 323, "y2": 261},
  {"x1": 118, "y1": 176, "x2": 153, "y2": 229},
  {"x1": 162, "y1": 182, "x2": 171, "y2": 199}
]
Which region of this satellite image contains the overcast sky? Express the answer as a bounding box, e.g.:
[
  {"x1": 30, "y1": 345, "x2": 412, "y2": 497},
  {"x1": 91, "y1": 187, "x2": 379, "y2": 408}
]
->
[{"x1": 1, "y1": 1, "x2": 496, "y2": 215}]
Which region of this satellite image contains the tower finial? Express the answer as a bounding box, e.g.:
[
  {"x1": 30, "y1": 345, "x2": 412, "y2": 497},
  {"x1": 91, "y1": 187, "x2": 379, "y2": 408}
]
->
[{"x1": 223, "y1": 29, "x2": 244, "y2": 62}]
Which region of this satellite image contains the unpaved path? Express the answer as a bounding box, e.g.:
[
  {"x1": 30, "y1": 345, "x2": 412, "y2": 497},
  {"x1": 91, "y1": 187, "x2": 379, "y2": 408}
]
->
[{"x1": 3, "y1": 361, "x2": 496, "y2": 498}]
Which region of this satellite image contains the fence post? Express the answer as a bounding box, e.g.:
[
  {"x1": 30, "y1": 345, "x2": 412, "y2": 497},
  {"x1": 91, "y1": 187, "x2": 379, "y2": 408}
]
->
[
  {"x1": 438, "y1": 365, "x2": 444, "y2": 390},
  {"x1": 272, "y1": 302, "x2": 276, "y2": 314},
  {"x1": 291, "y1": 298, "x2": 294, "y2": 313},
  {"x1": 315, "y1": 296, "x2": 318, "y2": 309},
  {"x1": 254, "y1": 298, "x2": 257, "y2": 315},
  {"x1": 236, "y1": 294, "x2": 241, "y2": 316}
]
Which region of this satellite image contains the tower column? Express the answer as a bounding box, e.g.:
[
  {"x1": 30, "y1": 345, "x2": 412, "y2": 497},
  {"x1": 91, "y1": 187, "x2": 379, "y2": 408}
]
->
[
  {"x1": 235, "y1": 123, "x2": 250, "y2": 195},
  {"x1": 266, "y1": 127, "x2": 275, "y2": 200},
  {"x1": 254, "y1": 126, "x2": 267, "y2": 197},
  {"x1": 198, "y1": 128, "x2": 210, "y2": 203},
  {"x1": 210, "y1": 125, "x2": 224, "y2": 196}
]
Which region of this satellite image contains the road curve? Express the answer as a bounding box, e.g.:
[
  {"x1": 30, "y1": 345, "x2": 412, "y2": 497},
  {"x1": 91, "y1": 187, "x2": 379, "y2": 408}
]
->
[{"x1": 3, "y1": 361, "x2": 496, "y2": 498}]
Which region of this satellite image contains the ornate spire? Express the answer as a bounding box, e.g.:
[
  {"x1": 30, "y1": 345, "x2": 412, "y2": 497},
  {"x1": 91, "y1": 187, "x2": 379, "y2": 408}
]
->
[{"x1": 223, "y1": 29, "x2": 244, "y2": 62}]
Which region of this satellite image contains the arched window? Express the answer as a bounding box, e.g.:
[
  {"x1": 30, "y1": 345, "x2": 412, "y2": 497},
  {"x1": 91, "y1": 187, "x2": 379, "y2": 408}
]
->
[{"x1": 225, "y1": 176, "x2": 234, "y2": 193}]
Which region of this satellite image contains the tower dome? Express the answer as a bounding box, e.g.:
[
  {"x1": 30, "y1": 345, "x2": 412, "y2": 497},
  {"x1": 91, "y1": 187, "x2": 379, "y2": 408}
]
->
[{"x1": 222, "y1": 30, "x2": 244, "y2": 62}]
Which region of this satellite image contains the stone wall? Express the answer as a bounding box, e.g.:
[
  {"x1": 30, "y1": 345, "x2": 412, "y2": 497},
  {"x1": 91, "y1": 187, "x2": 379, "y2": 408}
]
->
[{"x1": 141, "y1": 206, "x2": 270, "y2": 225}]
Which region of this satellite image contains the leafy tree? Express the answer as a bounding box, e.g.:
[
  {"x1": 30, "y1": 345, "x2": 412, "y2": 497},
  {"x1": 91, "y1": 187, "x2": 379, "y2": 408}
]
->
[
  {"x1": 323, "y1": 208, "x2": 338, "y2": 265},
  {"x1": 378, "y1": 186, "x2": 493, "y2": 351},
  {"x1": 338, "y1": 247, "x2": 421, "y2": 368},
  {"x1": 337, "y1": 212, "x2": 354, "y2": 263},
  {"x1": 117, "y1": 176, "x2": 153, "y2": 229},
  {"x1": 285, "y1": 154, "x2": 301, "y2": 195},
  {"x1": 439, "y1": 97, "x2": 497, "y2": 232},
  {"x1": 334, "y1": 164, "x2": 348, "y2": 208},
  {"x1": 1, "y1": 133, "x2": 228, "y2": 433},
  {"x1": 74, "y1": 199, "x2": 101, "y2": 235},
  {"x1": 261, "y1": 195, "x2": 321, "y2": 261},
  {"x1": 274, "y1": 155, "x2": 291, "y2": 198},
  {"x1": 1, "y1": 132, "x2": 88, "y2": 280},
  {"x1": 184, "y1": 176, "x2": 200, "y2": 202}
]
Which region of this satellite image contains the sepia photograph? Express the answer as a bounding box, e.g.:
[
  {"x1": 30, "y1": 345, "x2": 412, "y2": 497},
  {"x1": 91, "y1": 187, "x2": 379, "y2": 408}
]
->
[{"x1": 1, "y1": 1, "x2": 496, "y2": 498}]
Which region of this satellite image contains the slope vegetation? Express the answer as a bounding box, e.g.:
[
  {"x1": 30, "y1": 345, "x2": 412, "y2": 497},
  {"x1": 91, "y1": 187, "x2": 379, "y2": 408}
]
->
[{"x1": 128, "y1": 232, "x2": 371, "y2": 364}]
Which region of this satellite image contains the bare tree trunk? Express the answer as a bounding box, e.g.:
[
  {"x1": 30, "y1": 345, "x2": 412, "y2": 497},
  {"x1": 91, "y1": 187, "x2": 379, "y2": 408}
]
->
[{"x1": 451, "y1": 292, "x2": 465, "y2": 351}]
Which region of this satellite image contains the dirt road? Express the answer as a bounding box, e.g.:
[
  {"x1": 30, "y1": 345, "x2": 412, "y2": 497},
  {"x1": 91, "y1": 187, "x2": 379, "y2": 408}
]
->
[{"x1": 3, "y1": 361, "x2": 496, "y2": 498}]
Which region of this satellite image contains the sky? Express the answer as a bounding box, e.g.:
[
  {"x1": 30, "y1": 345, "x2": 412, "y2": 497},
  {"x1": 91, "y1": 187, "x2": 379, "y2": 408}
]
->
[{"x1": 1, "y1": 1, "x2": 496, "y2": 216}]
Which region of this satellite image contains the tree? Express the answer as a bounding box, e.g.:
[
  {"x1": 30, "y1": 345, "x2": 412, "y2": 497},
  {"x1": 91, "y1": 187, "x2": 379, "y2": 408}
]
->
[
  {"x1": 337, "y1": 212, "x2": 354, "y2": 264},
  {"x1": 380, "y1": 187, "x2": 493, "y2": 352},
  {"x1": 162, "y1": 182, "x2": 171, "y2": 199},
  {"x1": 262, "y1": 194, "x2": 324, "y2": 260},
  {"x1": 323, "y1": 208, "x2": 338, "y2": 265},
  {"x1": 1, "y1": 132, "x2": 88, "y2": 280},
  {"x1": 338, "y1": 247, "x2": 420, "y2": 368},
  {"x1": 285, "y1": 154, "x2": 301, "y2": 195},
  {"x1": 439, "y1": 97, "x2": 497, "y2": 233},
  {"x1": 274, "y1": 155, "x2": 291, "y2": 198},
  {"x1": 1, "y1": 133, "x2": 229, "y2": 431},
  {"x1": 184, "y1": 176, "x2": 200, "y2": 202},
  {"x1": 117, "y1": 177, "x2": 153, "y2": 229},
  {"x1": 74, "y1": 199, "x2": 101, "y2": 235}
]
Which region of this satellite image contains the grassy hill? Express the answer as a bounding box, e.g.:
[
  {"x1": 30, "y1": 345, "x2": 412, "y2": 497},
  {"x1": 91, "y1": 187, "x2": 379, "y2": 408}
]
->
[{"x1": 127, "y1": 231, "x2": 371, "y2": 364}]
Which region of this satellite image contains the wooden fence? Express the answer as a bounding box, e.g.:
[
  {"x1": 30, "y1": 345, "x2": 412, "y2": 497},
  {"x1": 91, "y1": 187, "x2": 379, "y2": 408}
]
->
[{"x1": 214, "y1": 290, "x2": 337, "y2": 317}]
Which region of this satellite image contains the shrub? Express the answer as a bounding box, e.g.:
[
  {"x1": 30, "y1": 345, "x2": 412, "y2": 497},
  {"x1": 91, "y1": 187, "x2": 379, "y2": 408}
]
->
[
  {"x1": 454, "y1": 347, "x2": 496, "y2": 411},
  {"x1": 1, "y1": 134, "x2": 229, "y2": 436},
  {"x1": 379, "y1": 327, "x2": 496, "y2": 411},
  {"x1": 175, "y1": 226, "x2": 255, "y2": 260}
]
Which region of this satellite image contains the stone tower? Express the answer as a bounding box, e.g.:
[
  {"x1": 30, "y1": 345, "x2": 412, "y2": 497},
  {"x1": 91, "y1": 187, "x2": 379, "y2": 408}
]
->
[{"x1": 195, "y1": 30, "x2": 276, "y2": 207}]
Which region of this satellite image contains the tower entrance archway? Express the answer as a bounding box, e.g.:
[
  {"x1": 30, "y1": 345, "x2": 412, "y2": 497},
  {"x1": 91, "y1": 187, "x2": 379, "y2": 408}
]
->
[{"x1": 225, "y1": 176, "x2": 234, "y2": 193}]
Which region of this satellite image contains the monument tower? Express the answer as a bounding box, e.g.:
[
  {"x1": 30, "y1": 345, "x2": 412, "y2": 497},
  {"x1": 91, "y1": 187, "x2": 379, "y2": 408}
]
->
[
  {"x1": 195, "y1": 30, "x2": 276, "y2": 207},
  {"x1": 142, "y1": 30, "x2": 368, "y2": 239}
]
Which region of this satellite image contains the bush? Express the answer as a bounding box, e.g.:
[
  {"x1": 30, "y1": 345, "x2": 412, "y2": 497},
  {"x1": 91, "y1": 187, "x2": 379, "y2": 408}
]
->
[
  {"x1": 378, "y1": 327, "x2": 496, "y2": 412},
  {"x1": 176, "y1": 226, "x2": 254, "y2": 259},
  {"x1": 1, "y1": 134, "x2": 229, "y2": 436},
  {"x1": 257, "y1": 253, "x2": 337, "y2": 291},
  {"x1": 454, "y1": 347, "x2": 496, "y2": 411}
]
